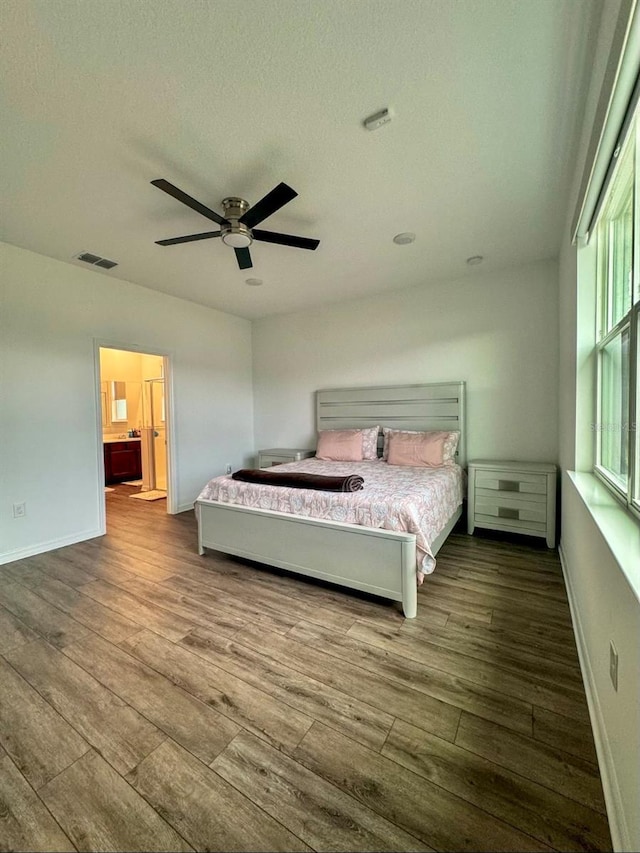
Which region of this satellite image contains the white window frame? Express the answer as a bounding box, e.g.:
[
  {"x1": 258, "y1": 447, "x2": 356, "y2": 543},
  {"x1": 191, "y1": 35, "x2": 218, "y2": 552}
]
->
[{"x1": 594, "y1": 121, "x2": 640, "y2": 519}]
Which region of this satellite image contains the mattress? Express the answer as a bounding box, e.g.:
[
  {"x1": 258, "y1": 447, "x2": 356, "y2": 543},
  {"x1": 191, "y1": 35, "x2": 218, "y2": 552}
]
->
[{"x1": 197, "y1": 458, "x2": 464, "y2": 577}]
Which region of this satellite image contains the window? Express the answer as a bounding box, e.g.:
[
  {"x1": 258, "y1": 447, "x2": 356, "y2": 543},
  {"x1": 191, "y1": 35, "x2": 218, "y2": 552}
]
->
[{"x1": 595, "y1": 119, "x2": 640, "y2": 515}]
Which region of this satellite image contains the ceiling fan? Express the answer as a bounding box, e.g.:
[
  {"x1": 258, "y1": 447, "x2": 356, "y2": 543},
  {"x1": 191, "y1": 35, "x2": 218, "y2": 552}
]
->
[{"x1": 151, "y1": 179, "x2": 320, "y2": 270}]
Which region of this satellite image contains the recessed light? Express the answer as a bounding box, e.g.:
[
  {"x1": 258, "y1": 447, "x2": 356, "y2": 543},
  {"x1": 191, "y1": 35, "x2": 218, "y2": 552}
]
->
[
  {"x1": 466, "y1": 255, "x2": 484, "y2": 266},
  {"x1": 393, "y1": 232, "x2": 416, "y2": 245},
  {"x1": 245, "y1": 278, "x2": 263, "y2": 286}
]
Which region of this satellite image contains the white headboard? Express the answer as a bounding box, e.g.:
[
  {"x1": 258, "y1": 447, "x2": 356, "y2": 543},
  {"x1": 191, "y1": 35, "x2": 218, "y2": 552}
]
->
[{"x1": 316, "y1": 381, "x2": 466, "y2": 468}]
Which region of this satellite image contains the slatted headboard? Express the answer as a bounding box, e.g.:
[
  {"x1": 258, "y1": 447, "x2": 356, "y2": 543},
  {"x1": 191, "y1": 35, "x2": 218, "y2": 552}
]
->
[{"x1": 316, "y1": 381, "x2": 466, "y2": 468}]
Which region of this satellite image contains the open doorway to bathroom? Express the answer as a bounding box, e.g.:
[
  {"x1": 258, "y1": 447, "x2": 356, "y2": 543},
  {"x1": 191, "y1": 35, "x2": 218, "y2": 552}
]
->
[{"x1": 97, "y1": 345, "x2": 173, "y2": 526}]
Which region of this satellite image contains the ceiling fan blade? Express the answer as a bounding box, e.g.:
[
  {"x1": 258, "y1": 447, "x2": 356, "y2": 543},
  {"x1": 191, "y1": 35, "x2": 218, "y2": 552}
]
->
[
  {"x1": 252, "y1": 229, "x2": 320, "y2": 251},
  {"x1": 234, "y1": 246, "x2": 253, "y2": 269},
  {"x1": 151, "y1": 179, "x2": 230, "y2": 226},
  {"x1": 239, "y1": 182, "x2": 298, "y2": 228},
  {"x1": 156, "y1": 231, "x2": 221, "y2": 246}
]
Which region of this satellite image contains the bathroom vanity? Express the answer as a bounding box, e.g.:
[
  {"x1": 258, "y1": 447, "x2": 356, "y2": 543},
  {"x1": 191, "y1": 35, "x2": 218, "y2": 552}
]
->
[{"x1": 103, "y1": 438, "x2": 142, "y2": 484}]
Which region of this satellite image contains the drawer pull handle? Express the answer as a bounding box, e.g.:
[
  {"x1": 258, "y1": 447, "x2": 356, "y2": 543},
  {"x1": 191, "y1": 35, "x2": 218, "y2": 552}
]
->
[
  {"x1": 498, "y1": 507, "x2": 519, "y2": 520},
  {"x1": 498, "y1": 480, "x2": 520, "y2": 492}
]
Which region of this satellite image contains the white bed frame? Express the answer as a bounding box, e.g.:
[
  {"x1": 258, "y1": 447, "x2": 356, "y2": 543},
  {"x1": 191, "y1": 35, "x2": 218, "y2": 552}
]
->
[{"x1": 196, "y1": 381, "x2": 466, "y2": 618}]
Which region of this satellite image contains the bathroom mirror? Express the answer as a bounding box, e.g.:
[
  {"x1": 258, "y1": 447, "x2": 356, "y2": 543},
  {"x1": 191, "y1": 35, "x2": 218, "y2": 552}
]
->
[
  {"x1": 100, "y1": 380, "x2": 142, "y2": 429},
  {"x1": 111, "y1": 381, "x2": 128, "y2": 422}
]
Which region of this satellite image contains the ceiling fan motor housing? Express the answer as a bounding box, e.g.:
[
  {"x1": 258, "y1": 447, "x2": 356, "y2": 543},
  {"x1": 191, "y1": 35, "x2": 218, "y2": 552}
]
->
[{"x1": 221, "y1": 197, "x2": 252, "y2": 247}]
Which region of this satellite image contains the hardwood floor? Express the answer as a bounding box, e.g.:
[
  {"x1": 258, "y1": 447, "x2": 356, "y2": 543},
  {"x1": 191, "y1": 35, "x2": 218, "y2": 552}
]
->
[{"x1": 0, "y1": 485, "x2": 611, "y2": 851}]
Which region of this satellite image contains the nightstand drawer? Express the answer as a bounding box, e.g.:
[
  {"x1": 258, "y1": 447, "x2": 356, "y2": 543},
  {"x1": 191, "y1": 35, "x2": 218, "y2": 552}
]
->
[
  {"x1": 474, "y1": 513, "x2": 546, "y2": 533},
  {"x1": 475, "y1": 471, "x2": 547, "y2": 495},
  {"x1": 260, "y1": 455, "x2": 291, "y2": 467},
  {"x1": 475, "y1": 498, "x2": 547, "y2": 524},
  {"x1": 476, "y1": 486, "x2": 546, "y2": 504},
  {"x1": 257, "y1": 448, "x2": 315, "y2": 468}
]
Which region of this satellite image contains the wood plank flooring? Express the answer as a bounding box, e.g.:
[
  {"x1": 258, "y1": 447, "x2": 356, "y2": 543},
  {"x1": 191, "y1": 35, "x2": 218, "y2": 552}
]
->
[{"x1": 0, "y1": 484, "x2": 611, "y2": 851}]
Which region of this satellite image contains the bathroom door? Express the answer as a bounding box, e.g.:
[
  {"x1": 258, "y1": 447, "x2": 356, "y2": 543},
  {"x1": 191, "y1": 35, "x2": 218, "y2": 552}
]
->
[
  {"x1": 142, "y1": 378, "x2": 167, "y2": 491},
  {"x1": 150, "y1": 379, "x2": 167, "y2": 490}
]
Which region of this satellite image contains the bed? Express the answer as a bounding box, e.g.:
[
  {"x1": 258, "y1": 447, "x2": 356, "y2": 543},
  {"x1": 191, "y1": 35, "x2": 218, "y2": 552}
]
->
[{"x1": 195, "y1": 382, "x2": 466, "y2": 618}]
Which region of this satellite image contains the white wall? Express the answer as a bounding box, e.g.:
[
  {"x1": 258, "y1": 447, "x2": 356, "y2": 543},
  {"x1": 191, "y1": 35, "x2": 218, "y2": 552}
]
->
[
  {"x1": 252, "y1": 259, "x2": 559, "y2": 463},
  {"x1": 560, "y1": 480, "x2": 640, "y2": 852},
  {"x1": 0, "y1": 242, "x2": 254, "y2": 563},
  {"x1": 558, "y1": 0, "x2": 640, "y2": 849}
]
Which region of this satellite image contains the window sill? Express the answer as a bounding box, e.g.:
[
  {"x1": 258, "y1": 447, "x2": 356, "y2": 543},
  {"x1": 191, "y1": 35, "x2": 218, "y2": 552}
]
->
[{"x1": 568, "y1": 471, "x2": 640, "y2": 604}]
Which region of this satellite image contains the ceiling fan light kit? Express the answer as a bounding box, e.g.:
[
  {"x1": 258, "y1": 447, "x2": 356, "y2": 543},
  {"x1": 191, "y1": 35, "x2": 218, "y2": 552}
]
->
[
  {"x1": 151, "y1": 179, "x2": 319, "y2": 270},
  {"x1": 222, "y1": 231, "x2": 252, "y2": 248},
  {"x1": 220, "y1": 198, "x2": 252, "y2": 248}
]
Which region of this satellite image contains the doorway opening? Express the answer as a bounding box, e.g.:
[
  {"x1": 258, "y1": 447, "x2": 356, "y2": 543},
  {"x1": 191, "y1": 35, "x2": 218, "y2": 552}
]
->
[{"x1": 97, "y1": 345, "x2": 173, "y2": 528}]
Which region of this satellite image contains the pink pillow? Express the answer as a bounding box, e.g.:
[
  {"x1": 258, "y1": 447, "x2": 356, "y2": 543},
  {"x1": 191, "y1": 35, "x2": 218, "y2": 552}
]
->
[
  {"x1": 316, "y1": 429, "x2": 364, "y2": 461},
  {"x1": 383, "y1": 428, "x2": 459, "y2": 464},
  {"x1": 385, "y1": 429, "x2": 459, "y2": 467}
]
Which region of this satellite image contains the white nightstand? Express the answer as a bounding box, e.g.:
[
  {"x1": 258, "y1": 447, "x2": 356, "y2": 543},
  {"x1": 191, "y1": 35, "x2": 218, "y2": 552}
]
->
[
  {"x1": 467, "y1": 460, "x2": 557, "y2": 548},
  {"x1": 257, "y1": 448, "x2": 316, "y2": 468}
]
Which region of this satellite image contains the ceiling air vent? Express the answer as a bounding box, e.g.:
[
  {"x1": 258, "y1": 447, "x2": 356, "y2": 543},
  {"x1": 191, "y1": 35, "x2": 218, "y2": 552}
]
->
[{"x1": 74, "y1": 251, "x2": 118, "y2": 269}]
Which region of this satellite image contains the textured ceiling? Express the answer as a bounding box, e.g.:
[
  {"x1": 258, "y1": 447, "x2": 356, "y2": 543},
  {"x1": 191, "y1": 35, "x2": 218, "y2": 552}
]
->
[{"x1": 1, "y1": 0, "x2": 597, "y2": 319}]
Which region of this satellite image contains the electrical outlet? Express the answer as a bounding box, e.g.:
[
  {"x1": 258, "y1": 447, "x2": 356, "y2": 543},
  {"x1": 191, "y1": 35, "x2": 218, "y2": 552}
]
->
[
  {"x1": 609, "y1": 641, "x2": 618, "y2": 691},
  {"x1": 13, "y1": 502, "x2": 26, "y2": 518},
  {"x1": 225, "y1": 464, "x2": 232, "y2": 475}
]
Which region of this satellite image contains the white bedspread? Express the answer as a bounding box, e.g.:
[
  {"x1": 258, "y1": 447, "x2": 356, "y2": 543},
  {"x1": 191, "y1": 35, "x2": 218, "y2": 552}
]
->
[{"x1": 197, "y1": 459, "x2": 464, "y2": 578}]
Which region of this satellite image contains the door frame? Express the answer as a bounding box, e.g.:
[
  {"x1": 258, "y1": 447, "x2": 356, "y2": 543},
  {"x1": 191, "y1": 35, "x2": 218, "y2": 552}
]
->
[{"x1": 93, "y1": 339, "x2": 178, "y2": 533}]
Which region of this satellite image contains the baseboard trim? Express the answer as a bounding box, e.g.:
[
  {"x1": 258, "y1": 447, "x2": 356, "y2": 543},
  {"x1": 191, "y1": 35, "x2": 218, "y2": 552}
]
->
[
  {"x1": 558, "y1": 541, "x2": 629, "y2": 852},
  {"x1": 0, "y1": 527, "x2": 104, "y2": 566},
  {"x1": 176, "y1": 501, "x2": 195, "y2": 514}
]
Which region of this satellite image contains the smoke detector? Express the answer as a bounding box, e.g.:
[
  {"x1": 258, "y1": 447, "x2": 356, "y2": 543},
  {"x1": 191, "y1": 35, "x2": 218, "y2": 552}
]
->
[{"x1": 363, "y1": 108, "x2": 392, "y2": 131}]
